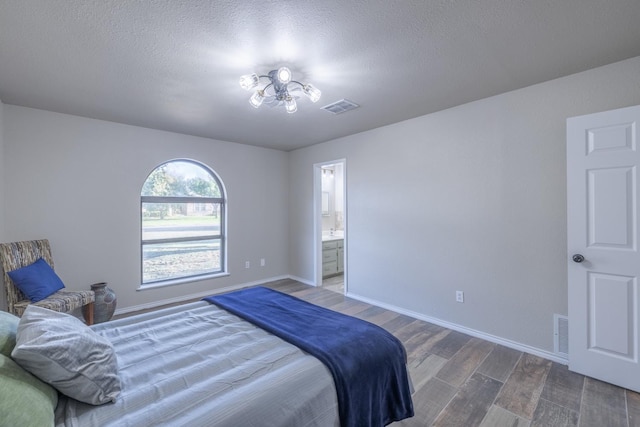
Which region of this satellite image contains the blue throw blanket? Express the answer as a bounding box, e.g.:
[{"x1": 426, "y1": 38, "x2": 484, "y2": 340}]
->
[{"x1": 204, "y1": 287, "x2": 414, "y2": 427}]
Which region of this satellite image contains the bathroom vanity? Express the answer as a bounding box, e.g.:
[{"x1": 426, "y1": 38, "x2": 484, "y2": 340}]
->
[{"x1": 322, "y1": 237, "x2": 344, "y2": 278}]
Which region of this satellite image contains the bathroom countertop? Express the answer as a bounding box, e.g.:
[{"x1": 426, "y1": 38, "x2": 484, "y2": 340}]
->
[{"x1": 322, "y1": 233, "x2": 344, "y2": 242}]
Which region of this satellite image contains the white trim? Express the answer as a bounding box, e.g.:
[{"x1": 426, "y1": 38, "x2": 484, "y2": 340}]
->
[
  {"x1": 139, "y1": 158, "x2": 229, "y2": 286},
  {"x1": 137, "y1": 272, "x2": 230, "y2": 291},
  {"x1": 313, "y1": 158, "x2": 348, "y2": 291},
  {"x1": 346, "y1": 291, "x2": 569, "y2": 365},
  {"x1": 115, "y1": 275, "x2": 289, "y2": 315},
  {"x1": 313, "y1": 163, "x2": 322, "y2": 287},
  {"x1": 288, "y1": 275, "x2": 316, "y2": 287},
  {"x1": 120, "y1": 275, "x2": 569, "y2": 366}
]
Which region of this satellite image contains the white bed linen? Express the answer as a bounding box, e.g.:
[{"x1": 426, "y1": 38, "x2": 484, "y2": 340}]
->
[{"x1": 55, "y1": 301, "x2": 339, "y2": 427}]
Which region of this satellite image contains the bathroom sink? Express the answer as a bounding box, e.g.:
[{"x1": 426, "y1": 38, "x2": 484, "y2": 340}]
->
[{"x1": 322, "y1": 231, "x2": 344, "y2": 241}]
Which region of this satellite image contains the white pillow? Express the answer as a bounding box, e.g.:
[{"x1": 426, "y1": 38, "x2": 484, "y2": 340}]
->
[{"x1": 11, "y1": 305, "x2": 121, "y2": 405}]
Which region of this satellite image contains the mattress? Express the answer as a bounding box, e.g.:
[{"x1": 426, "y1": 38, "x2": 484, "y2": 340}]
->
[{"x1": 54, "y1": 301, "x2": 339, "y2": 427}]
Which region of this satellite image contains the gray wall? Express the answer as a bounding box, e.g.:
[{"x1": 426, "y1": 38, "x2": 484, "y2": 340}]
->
[
  {"x1": 3, "y1": 56, "x2": 639, "y2": 357},
  {"x1": 289, "y1": 56, "x2": 640, "y2": 355},
  {"x1": 0, "y1": 98, "x2": 4, "y2": 242},
  {"x1": 0, "y1": 99, "x2": 5, "y2": 310},
  {"x1": 2, "y1": 106, "x2": 290, "y2": 312}
]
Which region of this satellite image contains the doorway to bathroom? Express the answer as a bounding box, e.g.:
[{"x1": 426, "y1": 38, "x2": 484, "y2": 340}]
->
[{"x1": 315, "y1": 160, "x2": 346, "y2": 294}]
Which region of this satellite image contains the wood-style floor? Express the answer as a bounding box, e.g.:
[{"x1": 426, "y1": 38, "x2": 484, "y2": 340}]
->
[
  {"x1": 267, "y1": 279, "x2": 639, "y2": 427},
  {"x1": 121, "y1": 278, "x2": 640, "y2": 426}
]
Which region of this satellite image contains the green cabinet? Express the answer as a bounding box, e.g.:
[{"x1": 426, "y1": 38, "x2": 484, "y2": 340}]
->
[{"x1": 322, "y1": 239, "x2": 344, "y2": 278}]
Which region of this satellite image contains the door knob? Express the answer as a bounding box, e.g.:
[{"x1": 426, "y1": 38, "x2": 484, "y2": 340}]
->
[{"x1": 572, "y1": 254, "x2": 585, "y2": 263}]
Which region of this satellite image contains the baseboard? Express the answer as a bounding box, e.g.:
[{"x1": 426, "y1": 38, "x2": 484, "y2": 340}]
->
[
  {"x1": 287, "y1": 275, "x2": 316, "y2": 287},
  {"x1": 114, "y1": 275, "x2": 289, "y2": 316},
  {"x1": 346, "y1": 291, "x2": 569, "y2": 365},
  {"x1": 114, "y1": 276, "x2": 567, "y2": 365}
]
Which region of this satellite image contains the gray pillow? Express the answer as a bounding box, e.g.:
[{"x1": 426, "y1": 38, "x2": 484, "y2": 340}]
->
[{"x1": 11, "y1": 305, "x2": 121, "y2": 405}]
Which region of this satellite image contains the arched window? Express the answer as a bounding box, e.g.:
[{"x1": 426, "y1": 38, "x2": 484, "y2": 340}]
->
[{"x1": 141, "y1": 159, "x2": 226, "y2": 285}]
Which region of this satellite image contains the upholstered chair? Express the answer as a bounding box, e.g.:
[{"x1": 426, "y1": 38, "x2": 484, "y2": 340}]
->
[{"x1": 0, "y1": 239, "x2": 94, "y2": 324}]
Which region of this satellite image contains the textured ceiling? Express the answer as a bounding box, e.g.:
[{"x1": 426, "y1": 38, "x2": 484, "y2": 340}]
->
[{"x1": 1, "y1": 0, "x2": 639, "y2": 151}]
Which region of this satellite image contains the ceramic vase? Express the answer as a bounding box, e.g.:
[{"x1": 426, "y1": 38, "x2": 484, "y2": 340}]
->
[{"x1": 85, "y1": 282, "x2": 117, "y2": 323}]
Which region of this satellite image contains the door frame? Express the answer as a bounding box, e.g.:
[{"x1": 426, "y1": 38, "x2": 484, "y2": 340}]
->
[{"x1": 314, "y1": 159, "x2": 347, "y2": 291}]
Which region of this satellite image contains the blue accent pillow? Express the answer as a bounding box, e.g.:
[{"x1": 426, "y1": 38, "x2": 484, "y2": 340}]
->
[{"x1": 7, "y1": 258, "x2": 65, "y2": 302}]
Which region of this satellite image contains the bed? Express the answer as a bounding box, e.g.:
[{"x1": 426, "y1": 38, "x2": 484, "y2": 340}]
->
[{"x1": 2, "y1": 286, "x2": 414, "y2": 427}]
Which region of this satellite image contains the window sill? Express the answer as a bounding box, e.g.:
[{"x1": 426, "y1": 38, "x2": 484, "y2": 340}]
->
[{"x1": 137, "y1": 272, "x2": 230, "y2": 291}]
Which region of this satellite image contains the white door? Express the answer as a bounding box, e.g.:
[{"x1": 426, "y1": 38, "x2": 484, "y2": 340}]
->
[{"x1": 567, "y1": 104, "x2": 640, "y2": 393}]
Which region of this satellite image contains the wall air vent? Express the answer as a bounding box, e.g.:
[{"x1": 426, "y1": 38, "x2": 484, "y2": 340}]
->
[
  {"x1": 554, "y1": 314, "x2": 569, "y2": 359},
  {"x1": 321, "y1": 99, "x2": 360, "y2": 115}
]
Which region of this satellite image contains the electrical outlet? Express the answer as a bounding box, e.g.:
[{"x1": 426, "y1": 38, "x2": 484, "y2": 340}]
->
[
  {"x1": 245, "y1": 261, "x2": 250, "y2": 269},
  {"x1": 456, "y1": 291, "x2": 464, "y2": 303},
  {"x1": 260, "y1": 258, "x2": 265, "y2": 267}
]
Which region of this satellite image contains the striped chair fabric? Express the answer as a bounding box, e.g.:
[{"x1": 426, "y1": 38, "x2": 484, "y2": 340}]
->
[{"x1": 0, "y1": 239, "x2": 94, "y2": 324}]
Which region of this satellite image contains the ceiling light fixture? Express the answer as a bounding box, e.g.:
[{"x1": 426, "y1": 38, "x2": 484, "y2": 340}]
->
[{"x1": 239, "y1": 67, "x2": 321, "y2": 114}]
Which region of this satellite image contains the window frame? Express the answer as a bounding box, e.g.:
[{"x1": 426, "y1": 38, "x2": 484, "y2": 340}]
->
[{"x1": 139, "y1": 159, "x2": 227, "y2": 289}]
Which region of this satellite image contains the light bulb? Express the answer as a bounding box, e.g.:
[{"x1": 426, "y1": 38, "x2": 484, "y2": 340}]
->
[
  {"x1": 249, "y1": 90, "x2": 265, "y2": 108},
  {"x1": 303, "y1": 84, "x2": 321, "y2": 103},
  {"x1": 285, "y1": 96, "x2": 297, "y2": 114},
  {"x1": 239, "y1": 73, "x2": 259, "y2": 90},
  {"x1": 277, "y1": 67, "x2": 292, "y2": 84}
]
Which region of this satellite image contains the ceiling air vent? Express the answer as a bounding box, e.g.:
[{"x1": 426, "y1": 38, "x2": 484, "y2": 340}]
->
[{"x1": 321, "y1": 99, "x2": 360, "y2": 115}]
